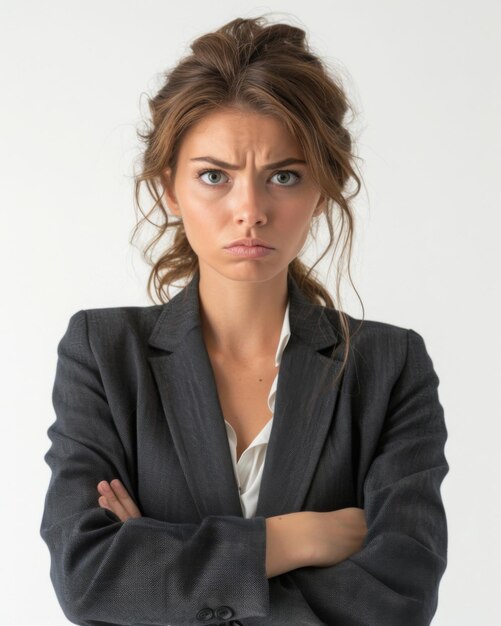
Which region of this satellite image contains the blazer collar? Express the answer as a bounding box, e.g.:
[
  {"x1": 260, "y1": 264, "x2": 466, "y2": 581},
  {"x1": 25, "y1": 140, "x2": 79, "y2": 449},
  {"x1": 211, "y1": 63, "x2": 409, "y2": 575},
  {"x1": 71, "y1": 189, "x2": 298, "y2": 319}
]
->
[
  {"x1": 148, "y1": 268, "x2": 345, "y2": 519},
  {"x1": 148, "y1": 267, "x2": 340, "y2": 353}
]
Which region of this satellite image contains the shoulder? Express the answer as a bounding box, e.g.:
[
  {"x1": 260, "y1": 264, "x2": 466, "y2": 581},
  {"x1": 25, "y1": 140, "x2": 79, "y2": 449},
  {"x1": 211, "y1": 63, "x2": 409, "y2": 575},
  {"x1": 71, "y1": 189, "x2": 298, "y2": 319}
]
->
[
  {"x1": 82, "y1": 303, "x2": 165, "y2": 327},
  {"x1": 323, "y1": 305, "x2": 412, "y2": 347},
  {"x1": 63, "y1": 304, "x2": 166, "y2": 351},
  {"x1": 322, "y1": 306, "x2": 431, "y2": 379}
]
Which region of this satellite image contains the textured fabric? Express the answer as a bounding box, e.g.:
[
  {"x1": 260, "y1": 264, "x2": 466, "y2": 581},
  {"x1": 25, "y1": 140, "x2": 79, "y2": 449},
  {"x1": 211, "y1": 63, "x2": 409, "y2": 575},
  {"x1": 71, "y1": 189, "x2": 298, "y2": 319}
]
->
[
  {"x1": 40, "y1": 268, "x2": 449, "y2": 625},
  {"x1": 224, "y1": 299, "x2": 291, "y2": 519}
]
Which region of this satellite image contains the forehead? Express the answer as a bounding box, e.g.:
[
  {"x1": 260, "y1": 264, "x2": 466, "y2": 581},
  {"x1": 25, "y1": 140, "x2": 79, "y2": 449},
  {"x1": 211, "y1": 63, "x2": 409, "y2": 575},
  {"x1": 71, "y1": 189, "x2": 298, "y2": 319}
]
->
[{"x1": 178, "y1": 108, "x2": 301, "y2": 156}]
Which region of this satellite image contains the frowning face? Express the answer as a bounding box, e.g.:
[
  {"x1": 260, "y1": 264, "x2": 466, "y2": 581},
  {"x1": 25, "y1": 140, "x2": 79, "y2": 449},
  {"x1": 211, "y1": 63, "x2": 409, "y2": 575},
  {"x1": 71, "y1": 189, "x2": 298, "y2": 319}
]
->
[{"x1": 163, "y1": 107, "x2": 325, "y2": 284}]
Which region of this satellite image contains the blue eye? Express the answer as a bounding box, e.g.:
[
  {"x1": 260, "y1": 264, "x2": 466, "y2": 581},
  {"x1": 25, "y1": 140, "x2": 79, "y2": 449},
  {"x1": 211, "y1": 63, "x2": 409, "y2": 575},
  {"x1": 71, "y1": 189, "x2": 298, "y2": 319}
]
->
[
  {"x1": 270, "y1": 170, "x2": 301, "y2": 186},
  {"x1": 198, "y1": 170, "x2": 229, "y2": 185}
]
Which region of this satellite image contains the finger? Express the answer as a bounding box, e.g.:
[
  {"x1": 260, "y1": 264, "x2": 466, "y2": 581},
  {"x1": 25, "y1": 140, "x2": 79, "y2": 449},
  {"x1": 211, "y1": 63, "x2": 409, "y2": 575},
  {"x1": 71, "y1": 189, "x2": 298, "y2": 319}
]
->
[
  {"x1": 98, "y1": 495, "x2": 117, "y2": 515},
  {"x1": 98, "y1": 494, "x2": 130, "y2": 523},
  {"x1": 98, "y1": 495, "x2": 110, "y2": 509},
  {"x1": 109, "y1": 479, "x2": 142, "y2": 518},
  {"x1": 97, "y1": 479, "x2": 142, "y2": 519},
  {"x1": 97, "y1": 480, "x2": 130, "y2": 520}
]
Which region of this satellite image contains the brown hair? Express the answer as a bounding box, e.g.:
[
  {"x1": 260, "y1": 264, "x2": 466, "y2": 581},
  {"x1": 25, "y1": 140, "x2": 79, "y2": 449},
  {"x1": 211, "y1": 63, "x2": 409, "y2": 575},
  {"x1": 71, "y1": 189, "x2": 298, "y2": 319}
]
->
[{"x1": 131, "y1": 14, "x2": 365, "y2": 387}]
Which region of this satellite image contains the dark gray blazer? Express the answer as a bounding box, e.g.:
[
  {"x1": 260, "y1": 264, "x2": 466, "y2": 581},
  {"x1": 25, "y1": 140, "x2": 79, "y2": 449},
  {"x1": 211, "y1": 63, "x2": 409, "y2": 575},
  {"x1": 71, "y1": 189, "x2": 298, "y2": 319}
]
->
[{"x1": 40, "y1": 268, "x2": 449, "y2": 626}]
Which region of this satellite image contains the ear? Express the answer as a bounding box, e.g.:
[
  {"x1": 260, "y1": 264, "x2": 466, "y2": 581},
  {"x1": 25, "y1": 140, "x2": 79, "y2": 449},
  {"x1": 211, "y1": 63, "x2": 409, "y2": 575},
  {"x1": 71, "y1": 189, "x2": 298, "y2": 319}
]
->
[
  {"x1": 313, "y1": 194, "x2": 326, "y2": 218},
  {"x1": 162, "y1": 167, "x2": 181, "y2": 217}
]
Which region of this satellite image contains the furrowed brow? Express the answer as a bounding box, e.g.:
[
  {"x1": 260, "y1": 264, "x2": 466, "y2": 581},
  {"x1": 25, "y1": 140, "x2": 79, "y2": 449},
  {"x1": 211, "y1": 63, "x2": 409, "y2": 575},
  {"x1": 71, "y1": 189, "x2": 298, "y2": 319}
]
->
[{"x1": 190, "y1": 156, "x2": 307, "y2": 170}]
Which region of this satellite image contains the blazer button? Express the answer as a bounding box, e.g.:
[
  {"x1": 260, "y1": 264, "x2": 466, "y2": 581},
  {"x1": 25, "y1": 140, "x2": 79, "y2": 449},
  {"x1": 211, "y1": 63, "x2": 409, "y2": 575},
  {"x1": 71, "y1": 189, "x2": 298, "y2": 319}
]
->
[
  {"x1": 195, "y1": 607, "x2": 214, "y2": 621},
  {"x1": 215, "y1": 605, "x2": 234, "y2": 619}
]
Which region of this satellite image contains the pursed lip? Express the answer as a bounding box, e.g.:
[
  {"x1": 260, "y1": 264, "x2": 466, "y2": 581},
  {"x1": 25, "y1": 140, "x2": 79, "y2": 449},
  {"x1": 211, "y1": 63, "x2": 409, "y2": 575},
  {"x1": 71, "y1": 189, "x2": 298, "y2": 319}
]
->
[{"x1": 224, "y1": 238, "x2": 274, "y2": 249}]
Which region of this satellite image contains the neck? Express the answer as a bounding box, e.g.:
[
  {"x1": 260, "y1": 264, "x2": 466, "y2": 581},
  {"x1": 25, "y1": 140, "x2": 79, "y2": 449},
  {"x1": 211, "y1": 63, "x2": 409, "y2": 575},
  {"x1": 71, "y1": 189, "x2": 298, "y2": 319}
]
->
[{"x1": 197, "y1": 264, "x2": 289, "y2": 361}]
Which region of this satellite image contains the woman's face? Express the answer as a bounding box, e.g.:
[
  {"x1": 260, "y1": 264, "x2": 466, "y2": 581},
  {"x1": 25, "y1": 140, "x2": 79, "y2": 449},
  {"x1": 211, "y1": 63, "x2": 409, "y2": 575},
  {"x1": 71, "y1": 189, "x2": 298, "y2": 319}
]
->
[{"x1": 163, "y1": 108, "x2": 325, "y2": 283}]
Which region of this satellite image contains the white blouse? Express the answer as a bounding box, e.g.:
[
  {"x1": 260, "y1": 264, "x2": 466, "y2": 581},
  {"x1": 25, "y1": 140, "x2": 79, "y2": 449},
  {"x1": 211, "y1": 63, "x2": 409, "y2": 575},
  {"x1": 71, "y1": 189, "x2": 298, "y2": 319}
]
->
[{"x1": 223, "y1": 299, "x2": 291, "y2": 518}]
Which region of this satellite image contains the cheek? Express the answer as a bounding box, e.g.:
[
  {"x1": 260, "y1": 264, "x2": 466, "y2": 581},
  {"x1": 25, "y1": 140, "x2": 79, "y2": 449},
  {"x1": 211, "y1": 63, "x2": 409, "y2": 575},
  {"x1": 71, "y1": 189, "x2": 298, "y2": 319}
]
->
[
  {"x1": 180, "y1": 201, "x2": 223, "y2": 249},
  {"x1": 180, "y1": 195, "x2": 214, "y2": 226},
  {"x1": 277, "y1": 206, "x2": 312, "y2": 235}
]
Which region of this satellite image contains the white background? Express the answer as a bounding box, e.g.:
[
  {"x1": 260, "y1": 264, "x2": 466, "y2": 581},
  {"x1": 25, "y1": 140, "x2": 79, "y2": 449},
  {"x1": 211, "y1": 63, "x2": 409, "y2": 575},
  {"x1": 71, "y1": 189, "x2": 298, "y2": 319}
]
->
[{"x1": 1, "y1": 1, "x2": 500, "y2": 624}]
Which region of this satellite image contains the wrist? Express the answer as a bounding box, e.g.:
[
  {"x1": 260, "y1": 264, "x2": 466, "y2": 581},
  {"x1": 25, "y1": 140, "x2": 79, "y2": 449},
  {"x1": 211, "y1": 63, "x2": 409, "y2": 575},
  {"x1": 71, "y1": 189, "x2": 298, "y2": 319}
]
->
[{"x1": 269, "y1": 511, "x2": 316, "y2": 571}]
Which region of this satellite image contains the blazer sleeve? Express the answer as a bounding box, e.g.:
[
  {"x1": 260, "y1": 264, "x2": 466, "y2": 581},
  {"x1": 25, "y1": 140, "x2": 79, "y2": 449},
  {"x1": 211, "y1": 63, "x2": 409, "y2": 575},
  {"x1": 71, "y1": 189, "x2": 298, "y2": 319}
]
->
[
  {"x1": 39, "y1": 310, "x2": 270, "y2": 626},
  {"x1": 284, "y1": 328, "x2": 450, "y2": 626}
]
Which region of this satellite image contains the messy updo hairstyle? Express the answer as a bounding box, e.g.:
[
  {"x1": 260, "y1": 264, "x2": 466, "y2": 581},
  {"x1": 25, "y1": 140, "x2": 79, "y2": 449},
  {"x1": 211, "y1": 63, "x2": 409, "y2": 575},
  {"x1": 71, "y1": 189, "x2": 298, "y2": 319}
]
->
[{"x1": 131, "y1": 13, "x2": 364, "y2": 386}]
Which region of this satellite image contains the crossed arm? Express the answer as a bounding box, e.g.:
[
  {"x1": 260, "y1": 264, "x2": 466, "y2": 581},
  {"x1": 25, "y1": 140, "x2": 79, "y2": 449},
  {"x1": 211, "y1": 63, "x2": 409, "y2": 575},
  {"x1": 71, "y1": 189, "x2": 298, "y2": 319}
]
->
[{"x1": 96, "y1": 479, "x2": 369, "y2": 578}]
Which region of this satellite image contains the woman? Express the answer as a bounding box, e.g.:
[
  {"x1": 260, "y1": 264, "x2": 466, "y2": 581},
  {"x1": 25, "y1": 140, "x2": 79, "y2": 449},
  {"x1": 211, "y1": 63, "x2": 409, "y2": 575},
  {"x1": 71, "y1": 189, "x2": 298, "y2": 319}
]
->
[{"x1": 40, "y1": 15, "x2": 449, "y2": 626}]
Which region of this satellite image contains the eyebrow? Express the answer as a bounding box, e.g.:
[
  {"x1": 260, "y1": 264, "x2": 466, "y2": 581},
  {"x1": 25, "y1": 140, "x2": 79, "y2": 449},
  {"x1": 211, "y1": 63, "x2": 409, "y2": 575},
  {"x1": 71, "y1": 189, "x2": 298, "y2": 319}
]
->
[{"x1": 189, "y1": 156, "x2": 307, "y2": 170}]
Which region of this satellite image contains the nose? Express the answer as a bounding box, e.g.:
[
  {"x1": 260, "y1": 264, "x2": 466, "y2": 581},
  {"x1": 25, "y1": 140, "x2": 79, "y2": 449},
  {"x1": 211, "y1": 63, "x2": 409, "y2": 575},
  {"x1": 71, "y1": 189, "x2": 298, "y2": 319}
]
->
[{"x1": 231, "y1": 176, "x2": 268, "y2": 226}]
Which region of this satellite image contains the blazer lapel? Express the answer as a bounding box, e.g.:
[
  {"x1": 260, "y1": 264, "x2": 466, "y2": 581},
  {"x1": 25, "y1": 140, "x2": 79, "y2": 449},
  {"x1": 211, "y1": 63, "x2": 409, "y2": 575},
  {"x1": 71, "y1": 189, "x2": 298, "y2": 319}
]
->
[{"x1": 147, "y1": 269, "x2": 345, "y2": 519}]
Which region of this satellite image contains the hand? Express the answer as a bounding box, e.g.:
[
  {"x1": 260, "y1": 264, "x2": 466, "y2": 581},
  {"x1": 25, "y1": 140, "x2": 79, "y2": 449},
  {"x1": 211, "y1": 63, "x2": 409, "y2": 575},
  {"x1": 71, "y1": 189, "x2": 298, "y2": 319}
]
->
[
  {"x1": 307, "y1": 507, "x2": 368, "y2": 567},
  {"x1": 97, "y1": 479, "x2": 142, "y2": 522}
]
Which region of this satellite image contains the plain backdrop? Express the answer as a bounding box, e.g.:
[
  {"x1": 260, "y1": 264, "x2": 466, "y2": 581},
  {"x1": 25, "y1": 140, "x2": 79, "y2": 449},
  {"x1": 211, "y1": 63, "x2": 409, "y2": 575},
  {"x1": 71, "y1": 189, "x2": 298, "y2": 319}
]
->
[{"x1": 1, "y1": 1, "x2": 500, "y2": 624}]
